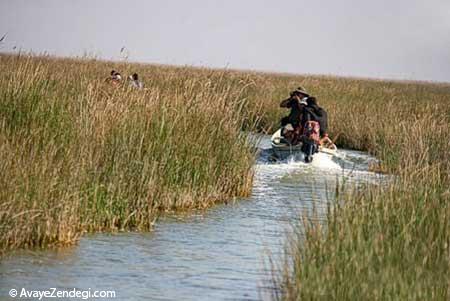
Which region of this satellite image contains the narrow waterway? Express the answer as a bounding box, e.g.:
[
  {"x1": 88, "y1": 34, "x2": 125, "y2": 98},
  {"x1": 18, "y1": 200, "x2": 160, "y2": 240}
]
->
[{"x1": 0, "y1": 135, "x2": 383, "y2": 300}]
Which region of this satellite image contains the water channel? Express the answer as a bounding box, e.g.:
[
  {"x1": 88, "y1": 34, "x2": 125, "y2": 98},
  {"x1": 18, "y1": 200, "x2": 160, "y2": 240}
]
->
[{"x1": 1, "y1": 135, "x2": 383, "y2": 300}]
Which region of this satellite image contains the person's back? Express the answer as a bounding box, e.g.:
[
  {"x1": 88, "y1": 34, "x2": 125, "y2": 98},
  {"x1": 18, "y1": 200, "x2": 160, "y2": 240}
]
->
[
  {"x1": 302, "y1": 97, "x2": 328, "y2": 137},
  {"x1": 129, "y1": 73, "x2": 144, "y2": 90},
  {"x1": 130, "y1": 79, "x2": 144, "y2": 89},
  {"x1": 315, "y1": 107, "x2": 328, "y2": 137}
]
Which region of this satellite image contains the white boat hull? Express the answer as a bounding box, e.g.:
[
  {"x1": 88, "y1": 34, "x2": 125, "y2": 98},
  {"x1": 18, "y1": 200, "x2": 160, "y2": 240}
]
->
[{"x1": 270, "y1": 129, "x2": 337, "y2": 161}]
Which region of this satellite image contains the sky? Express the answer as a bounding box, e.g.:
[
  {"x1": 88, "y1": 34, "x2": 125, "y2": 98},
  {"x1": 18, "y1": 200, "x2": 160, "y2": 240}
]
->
[{"x1": 1, "y1": 0, "x2": 450, "y2": 82}]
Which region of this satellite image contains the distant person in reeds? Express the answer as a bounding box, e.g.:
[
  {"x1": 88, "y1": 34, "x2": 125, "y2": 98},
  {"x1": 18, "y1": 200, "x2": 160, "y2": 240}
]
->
[
  {"x1": 129, "y1": 73, "x2": 144, "y2": 90},
  {"x1": 108, "y1": 70, "x2": 122, "y2": 86},
  {"x1": 279, "y1": 86, "x2": 309, "y2": 144}
]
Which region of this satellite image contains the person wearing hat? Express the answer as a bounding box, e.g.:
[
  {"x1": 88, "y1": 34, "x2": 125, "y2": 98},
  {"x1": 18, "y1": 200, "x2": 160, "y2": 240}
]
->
[
  {"x1": 279, "y1": 86, "x2": 310, "y2": 144},
  {"x1": 280, "y1": 86, "x2": 309, "y2": 126}
]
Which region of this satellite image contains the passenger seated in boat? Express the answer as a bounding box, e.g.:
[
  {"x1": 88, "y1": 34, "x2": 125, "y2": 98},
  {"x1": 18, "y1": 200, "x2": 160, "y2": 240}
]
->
[
  {"x1": 279, "y1": 87, "x2": 309, "y2": 144},
  {"x1": 280, "y1": 124, "x2": 302, "y2": 145},
  {"x1": 302, "y1": 120, "x2": 321, "y2": 143},
  {"x1": 320, "y1": 135, "x2": 335, "y2": 149},
  {"x1": 300, "y1": 96, "x2": 337, "y2": 150},
  {"x1": 301, "y1": 97, "x2": 325, "y2": 132}
]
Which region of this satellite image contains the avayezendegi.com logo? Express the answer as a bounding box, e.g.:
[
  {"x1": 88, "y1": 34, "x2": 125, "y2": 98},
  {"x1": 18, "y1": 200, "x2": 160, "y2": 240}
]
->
[{"x1": 8, "y1": 288, "x2": 116, "y2": 300}]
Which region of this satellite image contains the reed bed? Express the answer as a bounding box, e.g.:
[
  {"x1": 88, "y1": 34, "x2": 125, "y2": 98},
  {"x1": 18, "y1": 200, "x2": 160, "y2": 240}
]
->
[
  {"x1": 0, "y1": 54, "x2": 261, "y2": 252},
  {"x1": 269, "y1": 78, "x2": 450, "y2": 298},
  {"x1": 2, "y1": 54, "x2": 449, "y2": 298}
]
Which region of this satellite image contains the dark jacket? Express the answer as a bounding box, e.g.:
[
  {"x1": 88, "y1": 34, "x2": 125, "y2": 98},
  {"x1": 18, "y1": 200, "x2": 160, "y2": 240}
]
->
[
  {"x1": 302, "y1": 104, "x2": 328, "y2": 136},
  {"x1": 280, "y1": 98, "x2": 304, "y2": 127}
]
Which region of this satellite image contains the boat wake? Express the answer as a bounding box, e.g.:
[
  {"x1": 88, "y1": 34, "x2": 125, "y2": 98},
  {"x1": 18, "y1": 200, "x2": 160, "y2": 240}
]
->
[{"x1": 255, "y1": 133, "x2": 384, "y2": 186}]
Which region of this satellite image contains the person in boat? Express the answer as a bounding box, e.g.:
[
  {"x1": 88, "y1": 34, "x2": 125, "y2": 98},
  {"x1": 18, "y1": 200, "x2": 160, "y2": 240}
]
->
[
  {"x1": 301, "y1": 96, "x2": 335, "y2": 148},
  {"x1": 129, "y1": 73, "x2": 144, "y2": 89},
  {"x1": 279, "y1": 87, "x2": 309, "y2": 144},
  {"x1": 296, "y1": 97, "x2": 321, "y2": 161},
  {"x1": 301, "y1": 97, "x2": 324, "y2": 132}
]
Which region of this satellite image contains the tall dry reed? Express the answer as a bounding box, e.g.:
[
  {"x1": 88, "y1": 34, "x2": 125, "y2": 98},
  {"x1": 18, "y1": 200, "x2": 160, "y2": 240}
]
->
[
  {"x1": 0, "y1": 54, "x2": 259, "y2": 252},
  {"x1": 269, "y1": 75, "x2": 450, "y2": 299}
]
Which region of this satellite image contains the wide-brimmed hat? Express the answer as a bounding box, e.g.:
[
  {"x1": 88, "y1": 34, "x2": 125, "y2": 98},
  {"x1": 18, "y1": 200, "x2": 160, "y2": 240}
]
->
[{"x1": 294, "y1": 86, "x2": 309, "y2": 96}]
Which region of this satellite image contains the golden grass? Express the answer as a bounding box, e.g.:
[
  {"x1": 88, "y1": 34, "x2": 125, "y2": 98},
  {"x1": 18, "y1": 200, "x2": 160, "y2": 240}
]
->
[
  {"x1": 0, "y1": 54, "x2": 260, "y2": 252},
  {"x1": 1, "y1": 53, "x2": 449, "y2": 299},
  {"x1": 267, "y1": 74, "x2": 450, "y2": 299}
]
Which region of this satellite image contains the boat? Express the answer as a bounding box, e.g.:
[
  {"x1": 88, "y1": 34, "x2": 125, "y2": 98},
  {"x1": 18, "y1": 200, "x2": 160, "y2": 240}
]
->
[{"x1": 270, "y1": 128, "x2": 337, "y2": 162}]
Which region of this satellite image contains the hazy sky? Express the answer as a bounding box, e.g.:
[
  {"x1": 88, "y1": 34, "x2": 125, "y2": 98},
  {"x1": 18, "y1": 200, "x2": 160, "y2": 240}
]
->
[{"x1": 1, "y1": 0, "x2": 450, "y2": 82}]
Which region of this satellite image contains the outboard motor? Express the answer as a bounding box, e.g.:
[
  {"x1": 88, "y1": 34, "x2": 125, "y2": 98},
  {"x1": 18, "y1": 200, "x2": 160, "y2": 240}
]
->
[
  {"x1": 301, "y1": 138, "x2": 318, "y2": 163},
  {"x1": 301, "y1": 121, "x2": 321, "y2": 163}
]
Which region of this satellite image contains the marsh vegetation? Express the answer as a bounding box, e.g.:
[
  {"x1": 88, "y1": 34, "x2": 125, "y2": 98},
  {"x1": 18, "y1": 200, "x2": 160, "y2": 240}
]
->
[{"x1": 1, "y1": 54, "x2": 449, "y2": 299}]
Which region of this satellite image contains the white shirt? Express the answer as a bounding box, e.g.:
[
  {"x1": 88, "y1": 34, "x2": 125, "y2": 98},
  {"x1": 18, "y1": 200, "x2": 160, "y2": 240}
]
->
[{"x1": 130, "y1": 80, "x2": 143, "y2": 89}]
